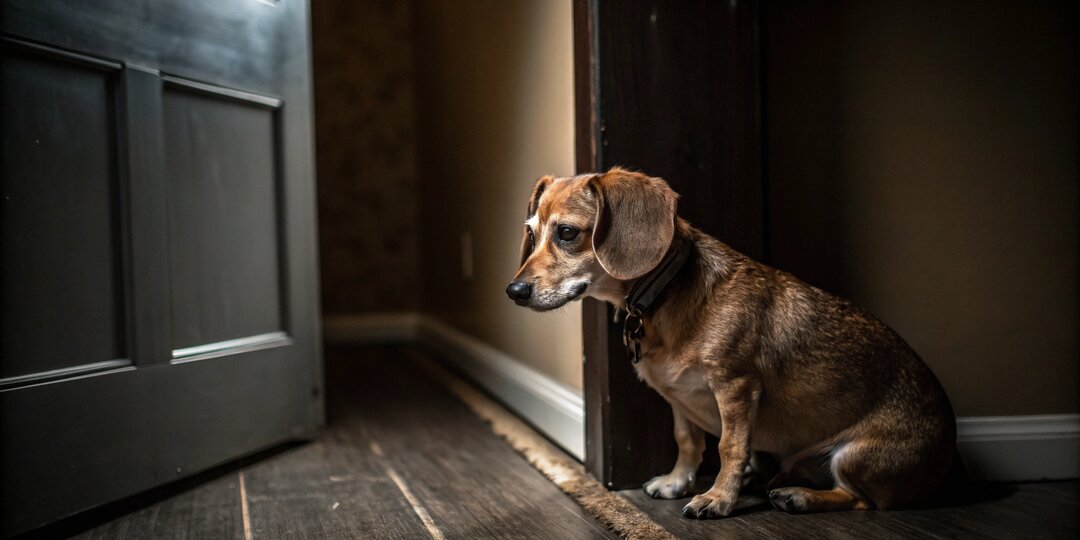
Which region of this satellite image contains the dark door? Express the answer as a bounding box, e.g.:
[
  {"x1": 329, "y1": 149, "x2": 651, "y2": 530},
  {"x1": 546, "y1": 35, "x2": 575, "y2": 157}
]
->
[
  {"x1": 574, "y1": 0, "x2": 764, "y2": 489},
  {"x1": 0, "y1": 1, "x2": 323, "y2": 535}
]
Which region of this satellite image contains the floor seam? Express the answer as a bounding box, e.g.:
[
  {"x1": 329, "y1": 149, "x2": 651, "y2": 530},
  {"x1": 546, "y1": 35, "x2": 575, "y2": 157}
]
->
[
  {"x1": 238, "y1": 471, "x2": 252, "y2": 540},
  {"x1": 369, "y1": 440, "x2": 447, "y2": 540}
]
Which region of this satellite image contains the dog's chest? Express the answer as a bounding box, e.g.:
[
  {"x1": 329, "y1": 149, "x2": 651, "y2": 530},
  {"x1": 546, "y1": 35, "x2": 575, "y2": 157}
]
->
[{"x1": 634, "y1": 348, "x2": 723, "y2": 434}]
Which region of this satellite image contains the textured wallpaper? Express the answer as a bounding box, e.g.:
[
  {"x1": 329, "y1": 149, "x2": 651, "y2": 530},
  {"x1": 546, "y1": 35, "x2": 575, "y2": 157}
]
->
[{"x1": 312, "y1": 0, "x2": 419, "y2": 314}]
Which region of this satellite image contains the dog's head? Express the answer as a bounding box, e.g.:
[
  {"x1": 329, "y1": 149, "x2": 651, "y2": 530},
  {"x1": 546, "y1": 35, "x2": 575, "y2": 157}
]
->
[{"x1": 506, "y1": 167, "x2": 678, "y2": 311}]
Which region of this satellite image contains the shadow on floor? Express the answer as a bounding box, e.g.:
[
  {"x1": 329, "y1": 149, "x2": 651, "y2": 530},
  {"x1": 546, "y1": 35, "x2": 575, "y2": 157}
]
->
[{"x1": 13, "y1": 442, "x2": 305, "y2": 540}]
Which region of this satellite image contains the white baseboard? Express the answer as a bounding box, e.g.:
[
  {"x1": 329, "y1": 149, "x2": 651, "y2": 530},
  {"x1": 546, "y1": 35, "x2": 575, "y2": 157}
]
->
[
  {"x1": 324, "y1": 312, "x2": 1078, "y2": 481},
  {"x1": 957, "y1": 414, "x2": 1079, "y2": 481},
  {"x1": 416, "y1": 317, "x2": 585, "y2": 461}
]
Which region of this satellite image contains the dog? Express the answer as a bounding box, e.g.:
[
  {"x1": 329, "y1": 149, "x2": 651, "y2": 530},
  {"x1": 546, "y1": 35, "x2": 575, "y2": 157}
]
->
[{"x1": 506, "y1": 167, "x2": 959, "y2": 519}]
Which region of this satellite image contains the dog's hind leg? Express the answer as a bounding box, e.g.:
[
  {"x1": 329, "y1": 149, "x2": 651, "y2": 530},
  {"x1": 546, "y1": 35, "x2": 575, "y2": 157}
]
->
[
  {"x1": 770, "y1": 433, "x2": 952, "y2": 513},
  {"x1": 769, "y1": 441, "x2": 872, "y2": 512},
  {"x1": 768, "y1": 486, "x2": 870, "y2": 513}
]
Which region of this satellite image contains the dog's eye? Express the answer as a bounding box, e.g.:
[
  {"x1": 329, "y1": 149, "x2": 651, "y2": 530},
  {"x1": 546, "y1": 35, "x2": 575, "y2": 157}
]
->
[{"x1": 557, "y1": 225, "x2": 580, "y2": 242}]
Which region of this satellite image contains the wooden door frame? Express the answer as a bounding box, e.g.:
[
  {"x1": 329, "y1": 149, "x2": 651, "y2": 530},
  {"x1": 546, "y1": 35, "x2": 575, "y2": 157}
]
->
[{"x1": 574, "y1": 0, "x2": 764, "y2": 490}]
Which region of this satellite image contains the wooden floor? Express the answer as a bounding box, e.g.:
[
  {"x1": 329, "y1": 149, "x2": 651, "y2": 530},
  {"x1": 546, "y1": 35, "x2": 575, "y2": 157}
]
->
[
  {"x1": 37, "y1": 344, "x2": 1079, "y2": 539},
  {"x1": 620, "y1": 475, "x2": 1079, "y2": 539},
  {"x1": 61, "y1": 346, "x2": 615, "y2": 540}
]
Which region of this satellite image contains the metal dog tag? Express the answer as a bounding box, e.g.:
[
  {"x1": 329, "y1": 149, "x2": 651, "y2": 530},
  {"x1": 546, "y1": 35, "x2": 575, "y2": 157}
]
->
[{"x1": 623, "y1": 308, "x2": 645, "y2": 363}]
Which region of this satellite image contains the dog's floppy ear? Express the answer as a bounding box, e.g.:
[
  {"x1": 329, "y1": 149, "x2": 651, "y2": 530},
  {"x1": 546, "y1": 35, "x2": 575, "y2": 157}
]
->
[
  {"x1": 589, "y1": 168, "x2": 678, "y2": 280},
  {"x1": 519, "y1": 175, "x2": 553, "y2": 267}
]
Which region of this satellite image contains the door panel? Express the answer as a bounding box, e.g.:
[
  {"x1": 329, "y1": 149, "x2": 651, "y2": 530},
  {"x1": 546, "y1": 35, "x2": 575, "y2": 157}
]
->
[
  {"x1": 163, "y1": 83, "x2": 284, "y2": 351},
  {"x1": 0, "y1": 45, "x2": 125, "y2": 380},
  {"x1": 1, "y1": 0, "x2": 322, "y2": 535},
  {"x1": 159, "y1": 346, "x2": 313, "y2": 471}
]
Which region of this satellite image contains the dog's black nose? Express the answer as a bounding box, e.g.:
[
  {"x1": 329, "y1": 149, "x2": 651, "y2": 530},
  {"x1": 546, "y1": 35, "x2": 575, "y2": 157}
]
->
[{"x1": 505, "y1": 281, "x2": 533, "y2": 304}]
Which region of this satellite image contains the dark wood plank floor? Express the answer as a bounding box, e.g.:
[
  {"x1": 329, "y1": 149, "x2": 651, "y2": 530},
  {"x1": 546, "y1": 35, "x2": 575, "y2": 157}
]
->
[
  {"x1": 40, "y1": 345, "x2": 1080, "y2": 539},
  {"x1": 68, "y1": 346, "x2": 616, "y2": 540},
  {"x1": 620, "y1": 478, "x2": 1079, "y2": 539}
]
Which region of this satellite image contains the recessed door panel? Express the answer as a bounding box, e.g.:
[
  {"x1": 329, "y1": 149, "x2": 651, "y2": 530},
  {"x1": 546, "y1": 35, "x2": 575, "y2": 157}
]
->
[
  {"x1": 163, "y1": 85, "x2": 284, "y2": 353},
  {"x1": 0, "y1": 45, "x2": 125, "y2": 380}
]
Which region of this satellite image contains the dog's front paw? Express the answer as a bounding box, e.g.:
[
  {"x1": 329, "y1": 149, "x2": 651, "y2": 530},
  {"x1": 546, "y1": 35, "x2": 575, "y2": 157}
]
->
[
  {"x1": 642, "y1": 471, "x2": 694, "y2": 499},
  {"x1": 680, "y1": 491, "x2": 735, "y2": 519}
]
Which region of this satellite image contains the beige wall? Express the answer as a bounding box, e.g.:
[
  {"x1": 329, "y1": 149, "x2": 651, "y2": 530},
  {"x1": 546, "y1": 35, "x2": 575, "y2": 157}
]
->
[
  {"x1": 765, "y1": 0, "x2": 1078, "y2": 416},
  {"x1": 414, "y1": 1, "x2": 582, "y2": 390}
]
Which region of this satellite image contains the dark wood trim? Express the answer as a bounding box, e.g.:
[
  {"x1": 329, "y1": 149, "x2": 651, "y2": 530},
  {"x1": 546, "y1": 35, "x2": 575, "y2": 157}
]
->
[
  {"x1": 574, "y1": 0, "x2": 614, "y2": 487},
  {"x1": 161, "y1": 74, "x2": 283, "y2": 109},
  {"x1": 119, "y1": 64, "x2": 171, "y2": 366},
  {"x1": 0, "y1": 35, "x2": 122, "y2": 71},
  {"x1": 271, "y1": 94, "x2": 292, "y2": 341},
  {"x1": 170, "y1": 331, "x2": 293, "y2": 363},
  {"x1": 573, "y1": 0, "x2": 599, "y2": 173},
  {"x1": 576, "y1": 0, "x2": 764, "y2": 490},
  {"x1": 0, "y1": 360, "x2": 134, "y2": 391}
]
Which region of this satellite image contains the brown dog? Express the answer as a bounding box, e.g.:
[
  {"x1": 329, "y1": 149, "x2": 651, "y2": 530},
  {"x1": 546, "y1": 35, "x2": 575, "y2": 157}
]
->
[{"x1": 507, "y1": 167, "x2": 959, "y2": 518}]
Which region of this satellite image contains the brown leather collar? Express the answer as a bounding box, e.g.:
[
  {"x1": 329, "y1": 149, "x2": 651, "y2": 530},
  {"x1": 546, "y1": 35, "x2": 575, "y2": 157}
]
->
[{"x1": 622, "y1": 239, "x2": 691, "y2": 363}]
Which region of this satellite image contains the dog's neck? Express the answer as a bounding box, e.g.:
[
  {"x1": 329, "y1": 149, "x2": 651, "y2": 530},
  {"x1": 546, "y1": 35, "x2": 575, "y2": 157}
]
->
[
  {"x1": 589, "y1": 219, "x2": 734, "y2": 314},
  {"x1": 587, "y1": 219, "x2": 740, "y2": 355}
]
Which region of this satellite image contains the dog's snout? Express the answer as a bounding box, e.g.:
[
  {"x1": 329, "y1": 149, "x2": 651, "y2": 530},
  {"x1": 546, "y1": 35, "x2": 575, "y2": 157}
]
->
[{"x1": 506, "y1": 281, "x2": 533, "y2": 304}]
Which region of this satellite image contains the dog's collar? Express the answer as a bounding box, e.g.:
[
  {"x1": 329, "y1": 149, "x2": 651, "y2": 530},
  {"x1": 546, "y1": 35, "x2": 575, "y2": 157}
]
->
[{"x1": 622, "y1": 238, "x2": 691, "y2": 363}]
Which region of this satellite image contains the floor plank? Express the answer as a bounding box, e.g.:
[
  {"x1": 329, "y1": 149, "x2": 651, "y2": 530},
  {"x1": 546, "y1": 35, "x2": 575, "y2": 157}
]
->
[
  {"x1": 239, "y1": 428, "x2": 429, "y2": 539},
  {"x1": 620, "y1": 479, "x2": 1080, "y2": 539}
]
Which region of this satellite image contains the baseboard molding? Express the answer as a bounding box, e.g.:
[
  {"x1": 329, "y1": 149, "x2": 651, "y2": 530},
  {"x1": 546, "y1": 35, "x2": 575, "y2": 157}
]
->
[
  {"x1": 324, "y1": 312, "x2": 1078, "y2": 481},
  {"x1": 416, "y1": 318, "x2": 585, "y2": 461},
  {"x1": 957, "y1": 414, "x2": 1079, "y2": 482}
]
